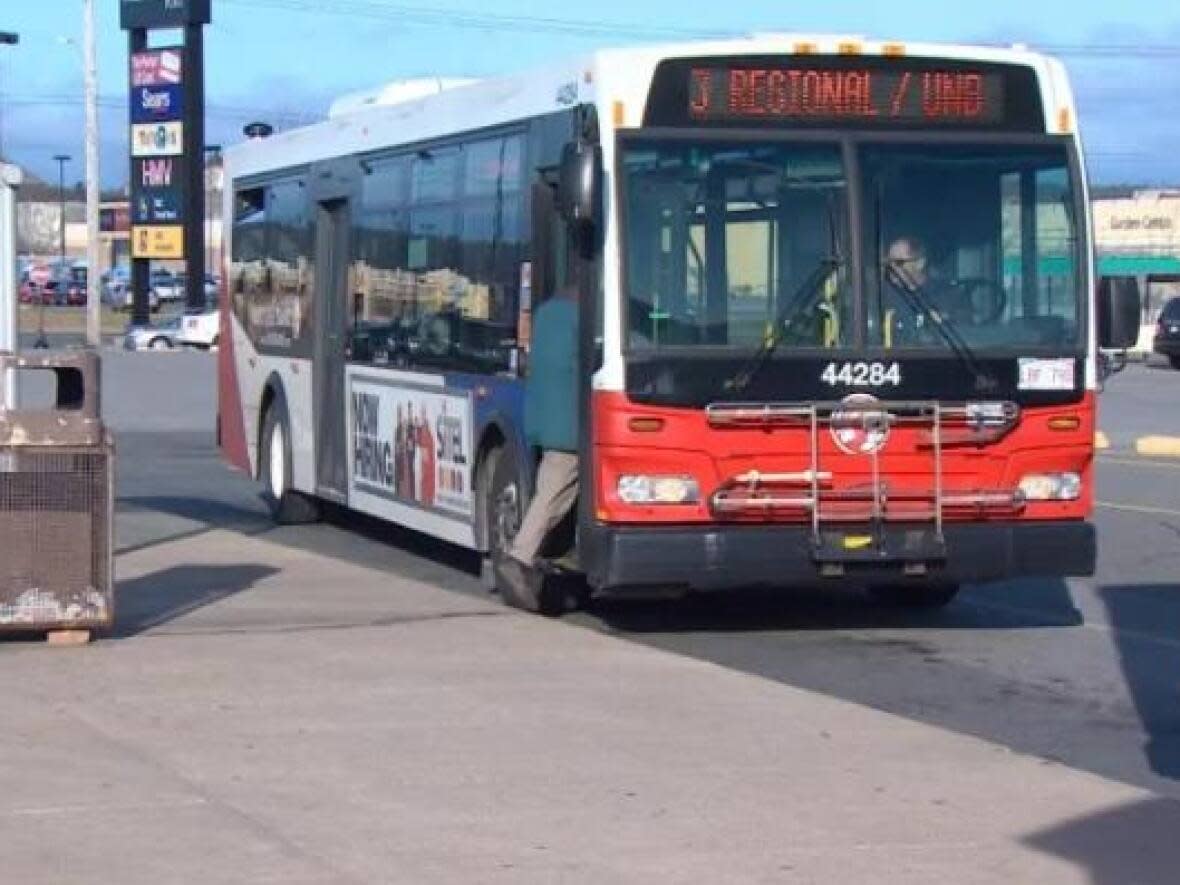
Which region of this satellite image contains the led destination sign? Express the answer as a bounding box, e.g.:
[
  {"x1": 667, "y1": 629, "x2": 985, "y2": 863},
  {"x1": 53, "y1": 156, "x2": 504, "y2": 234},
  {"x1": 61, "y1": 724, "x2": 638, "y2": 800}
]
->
[{"x1": 688, "y1": 66, "x2": 1005, "y2": 124}]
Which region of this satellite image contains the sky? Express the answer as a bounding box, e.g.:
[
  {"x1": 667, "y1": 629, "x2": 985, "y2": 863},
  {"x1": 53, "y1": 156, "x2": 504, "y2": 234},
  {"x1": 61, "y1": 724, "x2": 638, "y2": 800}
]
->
[{"x1": 0, "y1": 0, "x2": 1177, "y2": 189}]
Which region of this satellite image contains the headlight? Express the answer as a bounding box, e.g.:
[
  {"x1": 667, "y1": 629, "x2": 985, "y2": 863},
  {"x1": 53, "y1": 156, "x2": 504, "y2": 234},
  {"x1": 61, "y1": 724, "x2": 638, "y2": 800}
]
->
[
  {"x1": 617, "y1": 474, "x2": 700, "y2": 505},
  {"x1": 1018, "y1": 472, "x2": 1082, "y2": 501}
]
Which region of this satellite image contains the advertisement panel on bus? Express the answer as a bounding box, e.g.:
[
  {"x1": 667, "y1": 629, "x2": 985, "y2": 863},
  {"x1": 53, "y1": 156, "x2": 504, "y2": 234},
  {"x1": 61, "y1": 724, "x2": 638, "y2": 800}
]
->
[{"x1": 347, "y1": 373, "x2": 474, "y2": 521}]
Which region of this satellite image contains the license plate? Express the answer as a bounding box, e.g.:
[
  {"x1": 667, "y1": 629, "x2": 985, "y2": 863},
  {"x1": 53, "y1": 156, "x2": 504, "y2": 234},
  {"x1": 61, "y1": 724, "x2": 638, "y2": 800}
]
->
[{"x1": 1018, "y1": 358, "x2": 1074, "y2": 391}]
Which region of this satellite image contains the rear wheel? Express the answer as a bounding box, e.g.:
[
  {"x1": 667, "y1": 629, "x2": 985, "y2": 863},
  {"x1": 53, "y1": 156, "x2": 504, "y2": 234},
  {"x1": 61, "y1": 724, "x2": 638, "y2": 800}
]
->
[
  {"x1": 149, "y1": 337, "x2": 170, "y2": 351},
  {"x1": 867, "y1": 582, "x2": 961, "y2": 609},
  {"x1": 260, "y1": 397, "x2": 320, "y2": 524}
]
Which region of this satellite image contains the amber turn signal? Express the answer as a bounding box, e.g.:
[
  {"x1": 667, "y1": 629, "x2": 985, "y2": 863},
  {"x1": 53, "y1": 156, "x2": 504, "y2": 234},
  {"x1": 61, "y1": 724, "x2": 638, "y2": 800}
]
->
[
  {"x1": 628, "y1": 417, "x2": 666, "y2": 433},
  {"x1": 1048, "y1": 416, "x2": 1081, "y2": 431}
]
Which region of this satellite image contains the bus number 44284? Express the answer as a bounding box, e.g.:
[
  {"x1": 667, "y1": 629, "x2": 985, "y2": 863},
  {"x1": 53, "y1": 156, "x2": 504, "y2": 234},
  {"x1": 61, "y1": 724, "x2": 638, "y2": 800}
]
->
[{"x1": 821, "y1": 361, "x2": 902, "y2": 388}]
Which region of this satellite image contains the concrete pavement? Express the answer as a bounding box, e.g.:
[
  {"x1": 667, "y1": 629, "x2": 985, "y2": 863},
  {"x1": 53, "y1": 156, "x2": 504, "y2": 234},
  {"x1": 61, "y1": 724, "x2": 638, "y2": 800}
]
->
[
  {"x1": 4, "y1": 350, "x2": 1180, "y2": 882},
  {"x1": 3, "y1": 523, "x2": 1179, "y2": 883}
]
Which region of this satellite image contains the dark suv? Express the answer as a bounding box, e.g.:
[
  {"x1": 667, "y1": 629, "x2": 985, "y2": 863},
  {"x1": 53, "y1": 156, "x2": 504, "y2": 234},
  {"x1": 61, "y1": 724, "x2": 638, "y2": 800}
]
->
[{"x1": 1154, "y1": 297, "x2": 1180, "y2": 370}]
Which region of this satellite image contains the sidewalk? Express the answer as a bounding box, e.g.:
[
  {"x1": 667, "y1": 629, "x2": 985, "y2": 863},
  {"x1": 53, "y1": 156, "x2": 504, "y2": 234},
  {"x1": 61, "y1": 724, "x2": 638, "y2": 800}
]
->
[{"x1": 1, "y1": 528, "x2": 1175, "y2": 884}]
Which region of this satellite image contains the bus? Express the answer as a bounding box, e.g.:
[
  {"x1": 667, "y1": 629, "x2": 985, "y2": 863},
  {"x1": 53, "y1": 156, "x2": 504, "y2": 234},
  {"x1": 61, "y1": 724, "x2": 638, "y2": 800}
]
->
[{"x1": 218, "y1": 36, "x2": 1140, "y2": 614}]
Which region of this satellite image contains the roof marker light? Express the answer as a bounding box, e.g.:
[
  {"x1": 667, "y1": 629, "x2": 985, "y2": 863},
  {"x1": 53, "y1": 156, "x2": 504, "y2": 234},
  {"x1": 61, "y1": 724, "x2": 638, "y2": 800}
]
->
[
  {"x1": 793, "y1": 41, "x2": 818, "y2": 55},
  {"x1": 1057, "y1": 108, "x2": 1074, "y2": 133},
  {"x1": 882, "y1": 42, "x2": 906, "y2": 57},
  {"x1": 613, "y1": 100, "x2": 626, "y2": 127},
  {"x1": 838, "y1": 41, "x2": 862, "y2": 55}
]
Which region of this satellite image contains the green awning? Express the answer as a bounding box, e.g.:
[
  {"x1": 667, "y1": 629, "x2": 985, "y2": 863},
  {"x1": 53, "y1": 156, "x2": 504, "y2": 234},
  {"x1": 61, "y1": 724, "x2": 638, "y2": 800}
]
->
[
  {"x1": 999, "y1": 254, "x2": 1180, "y2": 277},
  {"x1": 1096, "y1": 255, "x2": 1180, "y2": 277}
]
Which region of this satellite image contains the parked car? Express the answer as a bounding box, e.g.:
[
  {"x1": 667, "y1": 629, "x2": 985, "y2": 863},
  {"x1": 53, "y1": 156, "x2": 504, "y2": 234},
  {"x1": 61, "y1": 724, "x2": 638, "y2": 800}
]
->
[
  {"x1": 65, "y1": 273, "x2": 88, "y2": 306},
  {"x1": 118, "y1": 285, "x2": 161, "y2": 313},
  {"x1": 124, "y1": 317, "x2": 182, "y2": 351},
  {"x1": 150, "y1": 269, "x2": 184, "y2": 303},
  {"x1": 41, "y1": 280, "x2": 64, "y2": 306},
  {"x1": 1153, "y1": 297, "x2": 1180, "y2": 370},
  {"x1": 18, "y1": 280, "x2": 38, "y2": 304},
  {"x1": 176, "y1": 304, "x2": 220, "y2": 349}
]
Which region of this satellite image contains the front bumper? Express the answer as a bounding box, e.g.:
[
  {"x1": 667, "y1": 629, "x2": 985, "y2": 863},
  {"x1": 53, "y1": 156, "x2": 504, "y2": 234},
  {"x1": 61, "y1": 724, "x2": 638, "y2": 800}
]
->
[{"x1": 583, "y1": 520, "x2": 1095, "y2": 592}]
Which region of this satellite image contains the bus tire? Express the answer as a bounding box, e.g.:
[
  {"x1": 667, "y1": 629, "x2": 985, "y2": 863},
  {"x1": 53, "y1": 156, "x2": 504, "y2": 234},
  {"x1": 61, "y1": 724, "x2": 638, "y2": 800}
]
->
[
  {"x1": 260, "y1": 396, "x2": 320, "y2": 525},
  {"x1": 486, "y1": 446, "x2": 567, "y2": 615},
  {"x1": 867, "y1": 582, "x2": 960, "y2": 609}
]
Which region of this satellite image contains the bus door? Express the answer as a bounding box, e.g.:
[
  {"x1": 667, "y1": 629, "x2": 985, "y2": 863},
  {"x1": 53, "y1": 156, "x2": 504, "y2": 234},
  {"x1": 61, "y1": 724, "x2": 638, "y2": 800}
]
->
[{"x1": 314, "y1": 196, "x2": 350, "y2": 500}]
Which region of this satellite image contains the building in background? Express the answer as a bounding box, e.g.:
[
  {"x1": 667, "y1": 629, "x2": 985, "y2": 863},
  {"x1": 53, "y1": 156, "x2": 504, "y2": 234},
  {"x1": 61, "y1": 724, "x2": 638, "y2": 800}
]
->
[{"x1": 1092, "y1": 190, "x2": 1180, "y2": 337}]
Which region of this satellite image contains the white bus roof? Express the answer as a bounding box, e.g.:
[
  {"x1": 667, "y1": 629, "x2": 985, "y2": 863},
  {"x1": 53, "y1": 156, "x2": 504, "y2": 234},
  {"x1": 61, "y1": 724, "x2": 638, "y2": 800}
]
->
[{"x1": 226, "y1": 35, "x2": 1075, "y2": 180}]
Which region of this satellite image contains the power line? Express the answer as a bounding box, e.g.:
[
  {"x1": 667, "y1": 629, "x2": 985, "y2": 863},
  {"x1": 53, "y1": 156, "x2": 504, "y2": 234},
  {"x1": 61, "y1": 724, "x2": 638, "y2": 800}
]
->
[
  {"x1": 219, "y1": 0, "x2": 1180, "y2": 58},
  {"x1": 218, "y1": 0, "x2": 739, "y2": 39},
  {"x1": 3, "y1": 92, "x2": 316, "y2": 125}
]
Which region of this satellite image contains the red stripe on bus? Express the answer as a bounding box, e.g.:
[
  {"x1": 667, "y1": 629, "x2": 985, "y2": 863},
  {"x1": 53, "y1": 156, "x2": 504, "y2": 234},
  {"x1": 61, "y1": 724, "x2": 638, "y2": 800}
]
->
[{"x1": 217, "y1": 279, "x2": 251, "y2": 474}]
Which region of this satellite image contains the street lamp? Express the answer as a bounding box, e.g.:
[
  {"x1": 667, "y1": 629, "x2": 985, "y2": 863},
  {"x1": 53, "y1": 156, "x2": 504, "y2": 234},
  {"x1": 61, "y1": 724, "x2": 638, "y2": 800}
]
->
[
  {"x1": 36, "y1": 153, "x2": 71, "y2": 349},
  {"x1": 203, "y1": 144, "x2": 222, "y2": 281}
]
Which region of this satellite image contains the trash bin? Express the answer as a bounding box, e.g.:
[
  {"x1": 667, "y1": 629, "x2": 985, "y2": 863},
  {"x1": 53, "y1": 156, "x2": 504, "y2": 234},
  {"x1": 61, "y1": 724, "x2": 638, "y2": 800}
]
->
[{"x1": 0, "y1": 350, "x2": 114, "y2": 639}]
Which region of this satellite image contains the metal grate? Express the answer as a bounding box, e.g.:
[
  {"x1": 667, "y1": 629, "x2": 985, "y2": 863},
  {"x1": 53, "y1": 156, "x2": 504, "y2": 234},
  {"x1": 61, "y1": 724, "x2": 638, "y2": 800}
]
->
[{"x1": 0, "y1": 447, "x2": 112, "y2": 628}]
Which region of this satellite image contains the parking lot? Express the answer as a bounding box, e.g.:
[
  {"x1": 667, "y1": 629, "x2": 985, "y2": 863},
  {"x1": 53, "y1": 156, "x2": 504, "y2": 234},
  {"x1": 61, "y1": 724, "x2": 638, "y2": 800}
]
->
[{"x1": 2, "y1": 351, "x2": 1179, "y2": 882}]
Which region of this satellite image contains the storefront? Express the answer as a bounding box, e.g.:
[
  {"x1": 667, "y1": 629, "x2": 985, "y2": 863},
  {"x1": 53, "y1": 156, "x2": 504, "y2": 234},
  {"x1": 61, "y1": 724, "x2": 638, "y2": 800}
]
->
[{"x1": 1092, "y1": 191, "x2": 1180, "y2": 345}]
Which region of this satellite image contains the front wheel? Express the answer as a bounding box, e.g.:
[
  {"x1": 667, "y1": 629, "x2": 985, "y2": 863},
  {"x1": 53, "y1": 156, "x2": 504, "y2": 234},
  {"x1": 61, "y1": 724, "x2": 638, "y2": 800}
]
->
[
  {"x1": 867, "y1": 582, "x2": 961, "y2": 609},
  {"x1": 485, "y1": 447, "x2": 571, "y2": 616},
  {"x1": 149, "y1": 337, "x2": 171, "y2": 351},
  {"x1": 260, "y1": 398, "x2": 320, "y2": 525}
]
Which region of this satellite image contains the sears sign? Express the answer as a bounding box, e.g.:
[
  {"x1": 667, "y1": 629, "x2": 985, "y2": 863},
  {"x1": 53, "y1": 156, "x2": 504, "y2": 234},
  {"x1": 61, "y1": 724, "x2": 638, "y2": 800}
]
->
[{"x1": 131, "y1": 84, "x2": 183, "y2": 123}]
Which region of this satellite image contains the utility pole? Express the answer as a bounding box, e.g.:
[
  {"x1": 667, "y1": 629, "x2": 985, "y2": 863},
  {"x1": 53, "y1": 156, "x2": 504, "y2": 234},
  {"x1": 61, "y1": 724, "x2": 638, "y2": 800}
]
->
[
  {"x1": 0, "y1": 31, "x2": 18, "y2": 160},
  {"x1": 203, "y1": 143, "x2": 221, "y2": 284},
  {"x1": 83, "y1": 0, "x2": 101, "y2": 347},
  {"x1": 38, "y1": 153, "x2": 71, "y2": 349}
]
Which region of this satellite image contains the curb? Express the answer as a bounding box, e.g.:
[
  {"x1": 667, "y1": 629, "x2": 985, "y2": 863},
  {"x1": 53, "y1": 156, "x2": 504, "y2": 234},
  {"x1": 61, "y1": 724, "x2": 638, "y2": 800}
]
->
[{"x1": 1135, "y1": 436, "x2": 1180, "y2": 459}]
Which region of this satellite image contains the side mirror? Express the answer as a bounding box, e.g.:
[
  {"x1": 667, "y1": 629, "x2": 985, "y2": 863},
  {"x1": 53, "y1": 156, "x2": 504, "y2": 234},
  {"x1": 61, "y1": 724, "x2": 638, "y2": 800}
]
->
[
  {"x1": 1097, "y1": 276, "x2": 1141, "y2": 350},
  {"x1": 558, "y1": 140, "x2": 601, "y2": 232}
]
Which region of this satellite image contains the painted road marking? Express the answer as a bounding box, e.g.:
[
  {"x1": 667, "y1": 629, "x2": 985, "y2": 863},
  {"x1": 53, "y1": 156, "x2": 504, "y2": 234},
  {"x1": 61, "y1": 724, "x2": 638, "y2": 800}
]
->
[
  {"x1": 1135, "y1": 436, "x2": 1180, "y2": 458},
  {"x1": 1098, "y1": 455, "x2": 1180, "y2": 470},
  {"x1": 1094, "y1": 431, "x2": 1110, "y2": 450},
  {"x1": 1097, "y1": 500, "x2": 1180, "y2": 518}
]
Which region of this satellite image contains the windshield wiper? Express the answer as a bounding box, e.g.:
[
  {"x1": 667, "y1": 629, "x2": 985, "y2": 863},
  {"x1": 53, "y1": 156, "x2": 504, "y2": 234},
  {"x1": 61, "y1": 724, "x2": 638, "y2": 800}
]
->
[
  {"x1": 723, "y1": 256, "x2": 842, "y2": 393},
  {"x1": 881, "y1": 266, "x2": 997, "y2": 393}
]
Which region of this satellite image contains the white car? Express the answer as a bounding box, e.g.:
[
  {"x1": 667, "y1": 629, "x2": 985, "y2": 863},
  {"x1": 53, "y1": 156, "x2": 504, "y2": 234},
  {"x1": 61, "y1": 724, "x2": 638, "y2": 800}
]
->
[
  {"x1": 115, "y1": 284, "x2": 161, "y2": 313},
  {"x1": 176, "y1": 307, "x2": 220, "y2": 349},
  {"x1": 151, "y1": 270, "x2": 184, "y2": 303},
  {"x1": 123, "y1": 317, "x2": 182, "y2": 351}
]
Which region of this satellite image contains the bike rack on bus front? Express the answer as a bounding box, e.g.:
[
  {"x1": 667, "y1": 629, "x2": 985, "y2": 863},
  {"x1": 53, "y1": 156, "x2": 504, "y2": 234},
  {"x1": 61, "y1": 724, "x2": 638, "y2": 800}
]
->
[{"x1": 705, "y1": 399, "x2": 1025, "y2": 571}]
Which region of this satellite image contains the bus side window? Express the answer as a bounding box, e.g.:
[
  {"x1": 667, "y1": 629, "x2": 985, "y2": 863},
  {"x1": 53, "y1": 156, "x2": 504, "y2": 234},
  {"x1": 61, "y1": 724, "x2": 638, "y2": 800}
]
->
[{"x1": 351, "y1": 157, "x2": 410, "y2": 367}]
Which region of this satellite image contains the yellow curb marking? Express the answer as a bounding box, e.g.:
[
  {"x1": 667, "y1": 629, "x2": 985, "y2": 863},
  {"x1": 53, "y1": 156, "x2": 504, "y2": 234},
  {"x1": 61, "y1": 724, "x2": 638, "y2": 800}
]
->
[
  {"x1": 1135, "y1": 436, "x2": 1180, "y2": 458},
  {"x1": 1094, "y1": 431, "x2": 1110, "y2": 450}
]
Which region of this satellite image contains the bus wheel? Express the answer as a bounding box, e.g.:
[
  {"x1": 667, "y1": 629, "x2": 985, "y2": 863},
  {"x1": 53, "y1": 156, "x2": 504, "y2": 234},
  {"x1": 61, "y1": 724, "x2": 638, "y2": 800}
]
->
[
  {"x1": 261, "y1": 397, "x2": 320, "y2": 525},
  {"x1": 867, "y1": 582, "x2": 960, "y2": 609},
  {"x1": 486, "y1": 447, "x2": 567, "y2": 615}
]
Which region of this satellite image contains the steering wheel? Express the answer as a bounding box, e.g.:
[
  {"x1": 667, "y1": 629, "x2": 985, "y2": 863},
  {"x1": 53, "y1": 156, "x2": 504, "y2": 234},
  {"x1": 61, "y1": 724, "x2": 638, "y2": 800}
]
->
[{"x1": 955, "y1": 278, "x2": 1007, "y2": 325}]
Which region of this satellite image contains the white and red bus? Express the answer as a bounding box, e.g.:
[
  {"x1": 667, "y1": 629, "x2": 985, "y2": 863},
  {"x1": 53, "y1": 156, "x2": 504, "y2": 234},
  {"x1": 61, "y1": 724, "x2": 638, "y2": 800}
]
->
[{"x1": 218, "y1": 36, "x2": 1139, "y2": 613}]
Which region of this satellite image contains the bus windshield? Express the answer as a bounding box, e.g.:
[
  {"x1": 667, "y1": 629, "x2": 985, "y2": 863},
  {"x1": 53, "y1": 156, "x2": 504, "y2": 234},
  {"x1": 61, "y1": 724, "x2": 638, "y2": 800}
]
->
[
  {"x1": 620, "y1": 138, "x2": 1083, "y2": 354},
  {"x1": 621, "y1": 140, "x2": 852, "y2": 349}
]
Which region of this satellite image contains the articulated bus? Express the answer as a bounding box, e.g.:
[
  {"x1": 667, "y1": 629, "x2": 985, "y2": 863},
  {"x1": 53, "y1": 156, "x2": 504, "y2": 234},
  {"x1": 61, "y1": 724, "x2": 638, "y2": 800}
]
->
[{"x1": 219, "y1": 36, "x2": 1139, "y2": 613}]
